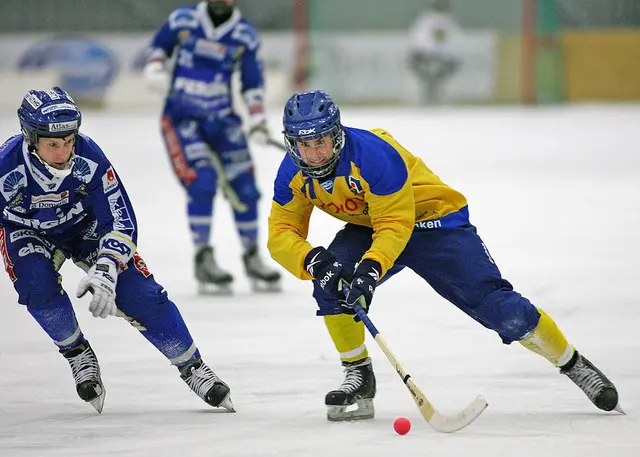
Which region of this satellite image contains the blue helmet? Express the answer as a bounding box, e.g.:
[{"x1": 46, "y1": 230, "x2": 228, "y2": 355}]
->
[
  {"x1": 282, "y1": 90, "x2": 344, "y2": 178},
  {"x1": 17, "y1": 86, "x2": 81, "y2": 146}
]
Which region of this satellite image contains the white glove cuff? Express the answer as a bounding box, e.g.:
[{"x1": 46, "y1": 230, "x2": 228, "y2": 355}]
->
[{"x1": 143, "y1": 60, "x2": 169, "y2": 94}]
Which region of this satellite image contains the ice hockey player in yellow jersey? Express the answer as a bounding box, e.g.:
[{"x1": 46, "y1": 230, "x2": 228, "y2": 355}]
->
[{"x1": 267, "y1": 90, "x2": 622, "y2": 422}]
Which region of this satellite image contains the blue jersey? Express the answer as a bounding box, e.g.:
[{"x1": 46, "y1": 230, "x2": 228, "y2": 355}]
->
[
  {"x1": 148, "y1": 2, "x2": 264, "y2": 119},
  {"x1": 0, "y1": 134, "x2": 137, "y2": 269}
]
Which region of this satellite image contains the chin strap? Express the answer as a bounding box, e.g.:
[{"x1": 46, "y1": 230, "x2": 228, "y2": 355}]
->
[{"x1": 30, "y1": 148, "x2": 76, "y2": 179}]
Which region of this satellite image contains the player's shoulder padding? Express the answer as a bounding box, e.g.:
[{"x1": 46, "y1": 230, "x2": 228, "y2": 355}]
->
[
  {"x1": 168, "y1": 6, "x2": 199, "y2": 30},
  {"x1": 273, "y1": 154, "x2": 302, "y2": 206},
  {"x1": 345, "y1": 127, "x2": 408, "y2": 196},
  {"x1": 0, "y1": 135, "x2": 22, "y2": 163},
  {"x1": 232, "y1": 19, "x2": 261, "y2": 51},
  {"x1": 76, "y1": 134, "x2": 110, "y2": 164}
]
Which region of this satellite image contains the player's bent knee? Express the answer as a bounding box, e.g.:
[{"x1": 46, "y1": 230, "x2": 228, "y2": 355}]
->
[
  {"x1": 230, "y1": 172, "x2": 261, "y2": 204},
  {"x1": 187, "y1": 180, "x2": 217, "y2": 198},
  {"x1": 19, "y1": 280, "x2": 64, "y2": 308},
  {"x1": 136, "y1": 298, "x2": 172, "y2": 328},
  {"x1": 475, "y1": 289, "x2": 540, "y2": 344},
  {"x1": 25, "y1": 292, "x2": 71, "y2": 319},
  {"x1": 120, "y1": 295, "x2": 171, "y2": 328},
  {"x1": 186, "y1": 167, "x2": 218, "y2": 196},
  {"x1": 494, "y1": 309, "x2": 540, "y2": 344},
  {"x1": 116, "y1": 275, "x2": 171, "y2": 327},
  {"x1": 15, "y1": 269, "x2": 62, "y2": 308}
]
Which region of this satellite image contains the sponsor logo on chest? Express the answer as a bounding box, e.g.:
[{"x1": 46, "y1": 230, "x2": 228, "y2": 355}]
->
[
  {"x1": 3, "y1": 201, "x2": 84, "y2": 230},
  {"x1": 30, "y1": 191, "x2": 70, "y2": 209},
  {"x1": 347, "y1": 176, "x2": 363, "y2": 195},
  {"x1": 174, "y1": 76, "x2": 228, "y2": 97}
]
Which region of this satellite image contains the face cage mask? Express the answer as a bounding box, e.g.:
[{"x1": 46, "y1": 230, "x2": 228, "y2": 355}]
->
[{"x1": 284, "y1": 125, "x2": 345, "y2": 179}]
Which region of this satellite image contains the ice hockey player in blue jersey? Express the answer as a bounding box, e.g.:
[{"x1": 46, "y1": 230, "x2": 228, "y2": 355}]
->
[
  {"x1": 0, "y1": 87, "x2": 234, "y2": 413},
  {"x1": 143, "y1": 0, "x2": 281, "y2": 294}
]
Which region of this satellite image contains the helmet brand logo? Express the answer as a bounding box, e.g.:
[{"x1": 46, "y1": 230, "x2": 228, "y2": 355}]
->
[
  {"x1": 25, "y1": 93, "x2": 43, "y2": 109},
  {"x1": 48, "y1": 121, "x2": 78, "y2": 132},
  {"x1": 299, "y1": 128, "x2": 316, "y2": 135},
  {"x1": 41, "y1": 103, "x2": 77, "y2": 115}
]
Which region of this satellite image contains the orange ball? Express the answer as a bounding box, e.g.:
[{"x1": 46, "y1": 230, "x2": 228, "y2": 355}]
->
[{"x1": 393, "y1": 417, "x2": 411, "y2": 435}]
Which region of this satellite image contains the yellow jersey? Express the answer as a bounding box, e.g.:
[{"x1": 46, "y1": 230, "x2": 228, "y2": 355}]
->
[{"x1": 268, "y1": 126, "x2": 468, "y2": 280}]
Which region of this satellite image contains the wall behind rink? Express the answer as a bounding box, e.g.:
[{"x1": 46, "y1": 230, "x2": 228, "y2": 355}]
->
[
  {"x1": 0, "y1": 33, "x2": 295, "y2": 112},
  {"x1": 562, "y1": 30, "x2": 640, "y2": 101},
  {"x1": 307, "y1": 31, "x2": 497, "y2": 104},
  {"x1": 0, "y1": 30, "x2": 496, "y2": 110},
  {"x1": 1, "y1": 28, "x2": 639, "y2": 109}
]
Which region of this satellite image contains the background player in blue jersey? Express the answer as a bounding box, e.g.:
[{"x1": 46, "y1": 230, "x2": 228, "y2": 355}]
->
[
  {"x1": 0, "y1": 87, "x2": 234, "y2": 413},
  {"x1": 268, "y1": 90, "x2": 621, "y2": 421},
  {"x1": 143, "y1": 0, "x2": 281, "y2": 294}
]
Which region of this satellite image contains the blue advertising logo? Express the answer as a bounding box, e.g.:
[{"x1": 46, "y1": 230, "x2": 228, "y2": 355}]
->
[{"x1": 18, "y1": 36, "x2": 119, "y2": 103}]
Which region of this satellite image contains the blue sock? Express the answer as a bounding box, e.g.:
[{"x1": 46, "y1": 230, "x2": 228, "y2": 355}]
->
[
  {"x1": 237, "y1": 223, "x2": 258, "y2": 249},
  {"x1": 189, "y1": 218, "x2": 212, "y2": 247},
  {"x1": 188, "y1": 194, "x2": 214, "y2": 246},
  {"x1": 27, "y1": 293, "x2": 85, "y2": 351},
  {"x1": 136, "y1": 300, "x2": 201, "y2": 367},
  {"x1": 234, "y1": 208, "x2": 258, "y2": 249}
]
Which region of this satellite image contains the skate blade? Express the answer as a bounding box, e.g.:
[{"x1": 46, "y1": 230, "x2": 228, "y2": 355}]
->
[
  {"x1": 198, "y1": 283, "x2": 233, "y2": 296},
  {"x1": 88, "y1": 389, "x2": 106, "y2": 414},
  {"x1": 327, "y1": 399, "x2": 374, "y2": 422},
  {"x1": 250, "y1": 279, "x2": 282, "y2": 293},
  {"x1": 614, "y1": 403, "x2": 626, "y2": 415},
  {"x1": 218, "y1": 395, "x2": 236, "y2": 413}
]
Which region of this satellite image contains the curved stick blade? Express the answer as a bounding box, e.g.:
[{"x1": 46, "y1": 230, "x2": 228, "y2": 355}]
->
[{"x1": 426, "y1": 396, "x2": 488, "y2": 433}]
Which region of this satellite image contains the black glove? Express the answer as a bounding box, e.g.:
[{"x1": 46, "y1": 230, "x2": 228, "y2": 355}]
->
[
  {"x1": 340, "y1": 259, "x2": 381, "y2": 315},
  {"x1": 304, "y1": 247, "x2": 347, "y2": 300}
]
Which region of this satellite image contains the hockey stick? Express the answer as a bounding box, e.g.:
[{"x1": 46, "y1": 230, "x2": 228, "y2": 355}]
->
[
  {"x1": 206, "y1": 149, "x2": 248, "y2": 213},
  {"x1": 266, "y1": 137, "x2": 286, "y2": 152},
  {"x1": 353, "y1": 304, "x2": 488, "y2": 433}
]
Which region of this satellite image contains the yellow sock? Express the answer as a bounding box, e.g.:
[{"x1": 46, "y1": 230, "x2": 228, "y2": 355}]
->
[
  {"x1": 324, "y1": 314, "x2": 369, "y2": 363},
  {"x1": 519, "y1": 308, "x2": 575, "y2": 367}
]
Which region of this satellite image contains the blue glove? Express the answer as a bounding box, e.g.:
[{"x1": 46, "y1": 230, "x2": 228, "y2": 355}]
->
[
  {"x1": 304, "y1": 247, "x2": 348, "y2": 300},
  {"x1": 340, "y1": 259, "x2": 381, "y2": 315}
]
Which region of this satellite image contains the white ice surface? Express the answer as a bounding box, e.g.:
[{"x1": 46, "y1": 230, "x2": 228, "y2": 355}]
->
[{"x1": 0, "y1": 105, "x2": 639, "y2": 457}]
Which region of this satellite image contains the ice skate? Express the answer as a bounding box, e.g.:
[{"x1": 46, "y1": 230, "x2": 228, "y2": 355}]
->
[
  {"x1": 179, "y1": 357, "x2": 235, "y2": 412},
  {"x1": 560, "y1": 350, "x2": 623, "y2": 413},
  {"x1": 325, "y1": 357, "x2": 376, "y2": 421},
  {"x1": 242, "y1": 245, "x2": 282, "y2": 292},
  {"x1": 61, "y1": 341, "x2": 106, "y2": 414},
  {"x1": 195, "y1": 246, "x2": 234, "y2": 295}
]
